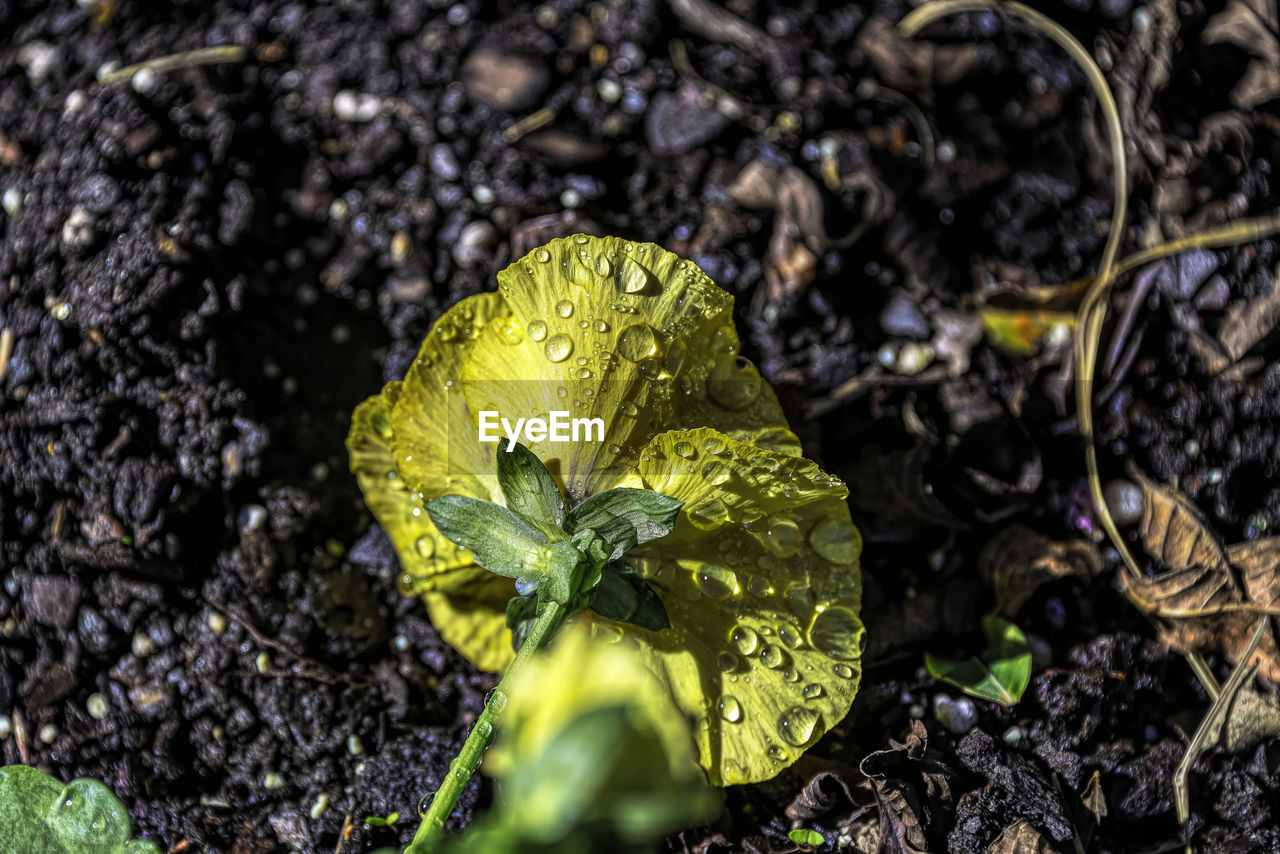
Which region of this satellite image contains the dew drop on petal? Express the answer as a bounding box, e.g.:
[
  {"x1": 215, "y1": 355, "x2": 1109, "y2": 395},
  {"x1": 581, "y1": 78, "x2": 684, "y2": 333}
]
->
[
  {"x1": 716, "y1": 652, "x2": 738, "y2": 672},
  {"x1": 761, "y1": 516, "x2": 801, "y2": 558},
  {"x1": 617, "y1": 324, "x2": 658, "y2": 361},
  {"x1": 415, "y1": 535, "x2": 435, "y2": 559},
  {"x1": 810, "y1": 517, "x2": 861, "y2": 565},
  {"x1": 594, "y1": 255, "x2": 613, "y2": 277},
  {"x1": 695, "y1": 564, "x2": 738, "y2": 599},
  {"x1": 777, "y1": 706, "x2": 821, "y2": 747},
  {"x1": 748, "y1": 576, "x2": 774, "y2": 597},
  {"x1": 708, "y1": 357, "x2": 763, "y2": 409},
  {"x1": 528, "y1": 320, "x2": 548, "y2": 341},
  {"x1": 533, "y1": 247, "x2": 551, "y2": 263},
  {"x1": 778, "y1": 623, "x2": 803, "y2": 649},
  {"x1": 621, "y1": 400, "x2": 639, "y2": 418},
  {"x1": 782, "y1": 667, "x2": 800, "y2": 683},
  {"x1": 544, "y1": 334, "x2": 574, "y2": 362},
  {"x1": 702, "y1": 461, "x2": 730, "y2": 486},
  {"x1": 833, "y1": 663, "x2": 855, "y2": 679},
  {"x1": 616, "y1": 255, "x2": 655, "y2": 293},
  {"x1": 730, "y1": 625, "x2": 759, "y2": 656},
  {"x1": 703, "y1": 434, "x2": 726, "y2": 454},
  {"x1": 687, "y1": 496, "x2": 729, "y2": 530},
  {"x1": 786, "y1": 583, "x2": 814, "y2": 617},
  {"x1": 808, "y1": 606, "x2": 863, "y2": 660},
  {"x1": 718, "y1": 695, "x2": 742, "y2": 722},
  {"x1": 556, "y1": 299, "x2": 574, "y2": 318},
  {"x1": 674, "y1": 440, "x2": 696, "y2": 459},
  {"x1": 759, "y1": 643, "x2": 785, "y2": 669}
]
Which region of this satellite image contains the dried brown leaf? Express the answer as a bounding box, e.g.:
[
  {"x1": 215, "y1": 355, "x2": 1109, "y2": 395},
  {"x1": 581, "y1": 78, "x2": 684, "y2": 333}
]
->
[
  {"x1": 1202, "y1": 0, "x2": 1280, "y2": 108},
  {"x1": 987, "y1": 820, "x2": 1061, "y2": 854},
  {"x1": 1217, "y1": 268, "x2": 1280, "y2": 365},
  {"x1": 1121, "y1": 466, "x2": 1280, "y2": 680},
  {"x1": 785, "y1": 771, "x2": 857, "y2": 821},
  {"x1": 860, "y1": 721, "x2": 955, "y2": 854},
  {"x1": 980, "y1": 525, "x2": 1100, "y2": 618},
  {"x1": 1081, "y1": 770, "x2": 1107, "y2": 823},
  {"x1": 857, "y1": 17, "x2": 982, "y2": 101}
]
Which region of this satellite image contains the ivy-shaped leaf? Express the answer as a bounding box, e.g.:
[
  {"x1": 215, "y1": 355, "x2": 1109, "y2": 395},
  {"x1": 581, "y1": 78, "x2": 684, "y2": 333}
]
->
[
  {"x1": 925, "y1": 615, "x2": 1031, "y2": 706},
  {"x1": 0, "y1": 765, "x2": 161, "y2": 853}
]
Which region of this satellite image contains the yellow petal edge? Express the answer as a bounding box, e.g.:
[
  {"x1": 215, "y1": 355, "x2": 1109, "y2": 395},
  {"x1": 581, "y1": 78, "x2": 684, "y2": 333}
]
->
[{"x1": 346, "y1": 235, "x2": 863, "y2": 784}]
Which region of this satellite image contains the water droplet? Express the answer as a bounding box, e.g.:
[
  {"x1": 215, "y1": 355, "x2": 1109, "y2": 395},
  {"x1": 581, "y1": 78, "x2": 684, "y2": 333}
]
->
[
  {"x1": 833, "y1": 663, "x2": 854, "y2": 679},
  {"x1": 371, "y1": 411, "x2": 393, "y2": 438},
  {"x1": 810, "y1": 517, "x2": 861, "y2": 565},
  {"x1": 782, "y1": 667, "x2": 801, "y2": 683},
  {"x1": 748, "y1": 576, "x2": 774, "y2": 597},
  {"x1": 415, "y1": 535, "x2": 435, "y2": 559},
  {"x1": 533, "y1": 247, "x2": 552, "y2": 263},
  {"x1": 777, "y1": 706, "x2": 821, "y2": 747},
  {"x1": 708, "y1": 357, "x2": 762, "y2": 409},
  {"x1": 616, "y1": 255, "x2": 655, "y2": 293},
  {"x1": 528, "y1": 320, "x2": 548, "y2": 341},
  {"x1": 761, "y1": 516, "x2": 801, "y2": 557},
  {"x1": 786, "y1": 583, "x2": 814, "y2": 617},
  {"x1": 673, "y1": 441, "x2": 697, "y2": 459},
  {"x1": 778, "y1": 623, "x2": 803, "y2": 649},
  {"x1": 621, "y1": 400, "x2": 639, "y2": 418},
  {"x1": 556, "y1": 299, "x2": 574, "y2": 318},
  {"x1": 594, "y1": 319, "x2": 610, "y2": 332},
  {"x1": 808, "y1": 606, "x2": 863, "y2": 660},
  {"x1": 759, "y1": 643, "x2": 786, "y2": 669},
  {"x1": 487, "y1": 689, "x2": 508, "y2": 714},
  {"x1": 417, "y1": 792, "x2": 435, "y2": 816},
  {"x1": 768, "y1": 745, "x2": 788, "y2": 762},
  {"x1": 594, "y1": 255, "x2": 613, "y2": 277},
  {"x1": 617, "y1": 324, "x2": 658, "y2": 361},
  {"x1": 575, "y1": 367, "x2": 594, "y2": 379},
  {"x1": 702, "y1": 461, "x2": 730, "y2": 485},
  {"x1": 544, "y1": 334, "x2": 574, "y2": 362},
  {"x1": 718, "y1": 695, "x2": 743, "y2": 723},
  {"x1": 803, "y1": 683, "x2": 824, "y2": 700},
  {"x1": 663, "y1": 339, "x2": 688, "y2": 376},
  {"x1": 695, "y1": 564, "x2": 738, "y2": 599},
  {"x1": 731, "y1": 625, "x2": 759, "y2": 656},
  {"x1": 687, "y1": 496, "x2": 729, "y2": 530},
  {"x1": 703, "y1": 435, "x2": 726, "y2": 454},
  {"x1": 573, "y1": 234, "x2": 589, "y2": 244},
  {"x1": 716, "y1": 652, "x2": 739, "y2": 672}
]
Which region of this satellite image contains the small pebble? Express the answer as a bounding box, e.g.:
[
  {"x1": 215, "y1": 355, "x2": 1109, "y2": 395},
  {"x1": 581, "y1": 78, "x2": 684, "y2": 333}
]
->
[
  {"x1": 1184, "y1": 439, "x2": 1199, "y2": 459},
  {"x1": 2, "y1": 187, "x2": 20, "y2": 216},
  {"x1": 61, "y1": 206, "x2": 95, "y2": 247},
  {"x1": 471, "y1": 185, "x2": 494, "y2": 204},
  {"x1": 87, "y1": 693, "x2": 110, "y2": 720},
  {"x1": 560, "y1": 188, "x2": 581, "y2": 209},
  {"x1": 208, "y1": 612, "x2": 226, "y2": 633},
  {"x1": 238, "y1": 504, "x2": 267, "y2": 535},
  {"x1": 333, "y1": 90, "x2": 380, "y2": 122},
  {"x1": 132, "y1": 632, "x2": 156, "y2": 657},
  {"x1": 255, "y1": 652, "x2": 270, "y2": 674},
  {"x1": 597, "y1": 78, "x2": 621, "y2": 103},
  {"x1": 452, "y1": 221, "x2": 497, "y2": 268},
  {"x1": 937, "y1": 140, "x2": 957, "y2": 163},
  {"x1": 131, "y1": 67, "x2": 157, "y2": 93},
  {"x1": 932, "y1": 693, "x2": 978, "y2": 734},
  {"x1": 1103, "y1": 478, "x2": 1144, "y2": 526},
  {"x1": 908, "y1": 703, "x2": 926, "y2": 719},
  {"x1": 263, "y1": 772, "x2": 285, "y2": 790},
  {"x1": 393, "y1": 634, "x2": 409, "y2": 651},
  {"x1": 1002, "y1": 725, "x2": 1022, "y2": 743},
  {"x1": 310, "y1": 793, "x2": 330, "y2": 819},
  {"x1": 877, "y1": 344, "x2": 896, "y2": 367},
  {"x1": 1207, "y1": 468, "x2": 1223, "y2": 485},
  {"x1": 895, "y1": 343, "x2": 934, "y2": 376},
  {"x1": 0, "y1": 716, "x2": 11, "y2": 739},
  {"x1": 347, "y1": 734, "x2": 364, "y2": 756},
  {"x1": 39, "y1": 723, "x2": 59, "y2": 744},
  {"x1": 328, "y1": 199, "x2": 348, "y2": 220}
]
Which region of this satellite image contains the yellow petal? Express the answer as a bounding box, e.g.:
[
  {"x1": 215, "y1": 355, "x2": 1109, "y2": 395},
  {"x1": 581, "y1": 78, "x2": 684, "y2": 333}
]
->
[
  {"x1": 486, "y1": 621, "x2": 705, "y2": 790},
  {"x1": 390, "y1": 291, "x2": 511, "y2": 503},
  {"x1": 460, "y1": 235, "x2": 798, "y2": 503},
  {"x1": 346, "y1": 386, "x2": 477, "y2": 596},
  {"x1": 422, "y1": 570, "x2": 516, "y2": 674},
  {"x1": 618, "y1": 427, "x2": 864, "y2": 786}
]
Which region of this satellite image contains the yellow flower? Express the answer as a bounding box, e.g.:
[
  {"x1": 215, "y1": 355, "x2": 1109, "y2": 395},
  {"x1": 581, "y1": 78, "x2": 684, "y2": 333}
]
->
[{"x1": 347, "y1": 235, "x2": 864, "y2": 784}]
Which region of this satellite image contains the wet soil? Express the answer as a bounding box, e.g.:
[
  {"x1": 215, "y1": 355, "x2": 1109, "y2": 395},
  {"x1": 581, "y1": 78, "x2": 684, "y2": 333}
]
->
[{"x1": 3, "y1": 0, "x2": 1280, "y2": 852}]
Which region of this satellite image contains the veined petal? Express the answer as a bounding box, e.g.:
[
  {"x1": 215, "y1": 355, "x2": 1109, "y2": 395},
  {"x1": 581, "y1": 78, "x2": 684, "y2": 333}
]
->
[
  {"x1": 346, "y1": 386, "x2": 479, "y2": 596},
  {"x1": 422, "y1": 570, "x2": 517, "y2": 673},
  {"x1": 390, "y1": 291, "x2": 511, "y2": 504},
  {"x1": 461, "y1": 235, "x2": 798, "y2": 503},
  {"x1": 616, "y1": 427, "x2": 864, "y2": 786}
]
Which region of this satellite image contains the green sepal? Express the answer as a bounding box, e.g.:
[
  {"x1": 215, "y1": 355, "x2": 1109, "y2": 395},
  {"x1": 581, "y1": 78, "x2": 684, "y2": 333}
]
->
[
  {"x1": 496, "y1": 441, "x2": 566, "y2": 539},
  {"x1": 542, "y1": 539, "x2": 589, "y2": 605},
  {"x1": 425, "y1": 495, "x2": 549, "y2": 579},
  {"x1": 590, "y1": 562, "x2": 670, "y2": 631},
  {"x1": 563, "y1": 488, "x2": 683, "y2": 561},
  {"x1": 506, "y1": 595, "x2": 539, "y2": 652}
]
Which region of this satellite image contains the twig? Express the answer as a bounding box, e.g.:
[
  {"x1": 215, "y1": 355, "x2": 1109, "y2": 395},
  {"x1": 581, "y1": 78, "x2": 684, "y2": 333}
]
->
[{"x1": 97, "y1": 45, "x2": 248, "y2": 86}]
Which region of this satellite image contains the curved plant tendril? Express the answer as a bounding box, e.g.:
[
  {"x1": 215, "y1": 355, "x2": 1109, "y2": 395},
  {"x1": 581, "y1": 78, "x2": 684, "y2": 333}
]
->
[{"x1": 900, "y1": 1, "x2": 1280, "y2": 586}]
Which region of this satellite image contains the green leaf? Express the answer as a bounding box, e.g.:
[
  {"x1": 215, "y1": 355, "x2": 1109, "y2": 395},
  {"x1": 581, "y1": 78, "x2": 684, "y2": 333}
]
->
[
  {"x1": 591, "y1": 563, "x2": 670, "y2": 632},
  {"x1": 542, "y1": 539, "x2": 589, "y2": 605},
  {"x1": 506, "y1": 595, "x2": 539, "y2": 652},
  {"x1": 563, "y1": 488, "x2": 683, "y2": 560},
  {"x1": 364, "y1": 812, "x2": 399, "y2": 826},
  {"x1": 925, "y1": 615, "x2": 1032, "y2": 706},
  {"x1": 496, "y1": 441, "x2": 566, "y2": 539},
  {"x1": 789, "y1": 828, "x2": 825, "y2": 847},
  {"x1": 0, "y1": 765, "x2": 161, "y2": 853},
  {"x1": 425, "y1": 495, "x2": 549, "y2": 579}
]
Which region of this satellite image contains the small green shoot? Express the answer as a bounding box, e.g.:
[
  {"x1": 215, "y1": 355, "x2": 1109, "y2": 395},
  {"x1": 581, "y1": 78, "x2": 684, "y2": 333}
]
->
[
  {"x1": 789, "y1": 827, "x2": 826, "y2": 849},
  {"x1": 925, "y1": 615, "x2": 1032, "y2": 706},
  {"x1": 364, "y1": 812, "x2": 400, "y2": 827},
  {"x1": 0, "y1": 765, "x2": 160, "y2": 853}
]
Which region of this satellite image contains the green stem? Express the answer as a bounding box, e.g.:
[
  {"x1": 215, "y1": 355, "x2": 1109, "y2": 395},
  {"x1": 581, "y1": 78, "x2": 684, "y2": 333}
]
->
[{"x1": 405, "y1": 600, "x2": 566, "y2": 853}]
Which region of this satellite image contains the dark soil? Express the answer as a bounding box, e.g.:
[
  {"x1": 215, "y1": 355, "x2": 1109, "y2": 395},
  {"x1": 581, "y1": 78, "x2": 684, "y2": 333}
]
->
[{"x1": 3, "y1": 1, "x2": 1280, "y2": 852}]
